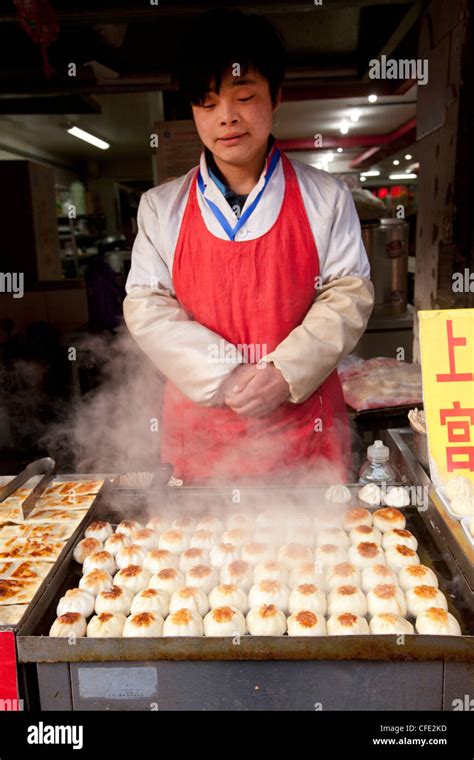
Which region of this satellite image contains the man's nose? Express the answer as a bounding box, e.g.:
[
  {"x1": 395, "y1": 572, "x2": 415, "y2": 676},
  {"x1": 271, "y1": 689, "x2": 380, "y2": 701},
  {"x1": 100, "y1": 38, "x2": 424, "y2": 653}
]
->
[{"x1": 218, "y1": 101, "x2": 239, "y2": 125}]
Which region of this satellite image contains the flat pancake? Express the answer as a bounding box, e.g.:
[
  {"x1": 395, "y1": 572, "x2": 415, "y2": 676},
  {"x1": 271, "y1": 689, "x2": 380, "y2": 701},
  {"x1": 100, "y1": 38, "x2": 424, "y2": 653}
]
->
[
  {"x1": 44, "y1": 480, "x2": 104, "y2": 496},
  {"x1": 0, "y1": 577, "x2": 43, "y2": 605},
  {"x1": 0, "y1": 604, "x2": 29, "y2": 626},
  {"x1": 0, "y1": 486, "x2": 33, "y2": 503},
  {"x1": 13, "y1": 487, "x2": 34, "y2": 500},
  {"x1": 0, "y1": 506, "x2": 24, "y2": 524},
  {"x1": 0, "y1": 497, "x2": 25, "y2": 507},
  {"x1": 0, "y1": 522, "x2": 75, "y2": 540},
  {"x1": 0, "y1": 561, "x2": 51, "y2": 580},
  {"x1": 33, "y1": 494, "x2": 96, "y2": 509},
  {"x1": 0, "y1": 538, "x2": 65, "y2": 562},
  {"x1": 26, "y1": 508, "x2": 87, "y2": 524},
  {"x1": 0, "y1": 561, "x2": 13, "y2": 577}
]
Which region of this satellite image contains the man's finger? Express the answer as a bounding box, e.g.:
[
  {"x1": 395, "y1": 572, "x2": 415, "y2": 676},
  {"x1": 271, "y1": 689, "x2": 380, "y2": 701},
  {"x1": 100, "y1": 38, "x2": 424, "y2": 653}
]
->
[
  {"x1": 221, "y1": 365, "x2": 256, "y2": 396},
  {"x1": 225, "y1": 385, "x2": 260, "y2": 408},
  {"x1": 228, "y1": 399, "x2": 264, "y2": 417},
  {"x1": 217, "y1": 364, "x2": 254, "y2": 400},
  {"x1": 232, "y1": 376, "x2": 252, "y2": 394},
  {"x1": 232, "y1": 366, "x2": 258, "y2": 393},
  {"x1": 224, "y1": 375, "x2": 258, "y2": 406}
]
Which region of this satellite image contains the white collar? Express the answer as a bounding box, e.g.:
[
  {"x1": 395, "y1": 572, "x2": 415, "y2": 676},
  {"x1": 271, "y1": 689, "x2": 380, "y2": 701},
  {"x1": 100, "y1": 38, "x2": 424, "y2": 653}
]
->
[{"x1": 198, "y1": 144, "x2": 278, "y2": 219}]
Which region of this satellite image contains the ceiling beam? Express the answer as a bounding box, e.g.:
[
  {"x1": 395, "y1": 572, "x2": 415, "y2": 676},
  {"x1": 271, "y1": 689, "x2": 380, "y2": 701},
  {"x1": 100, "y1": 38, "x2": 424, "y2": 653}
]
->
[
  {"x1": 0, "y1": 71, "x2": 413, "y2": 100},
  {"x1": 0, "y1": 94, "x2": 101, "y2": 115},
  {"x1": 0, "y1": 74, "x2": 173, "y2": 98},
  {"x1": 349, "y1": 118, "x2": 417, "y2": 167},
  {"x1": 0, "y1": 0, "x2": 420, "y2": 24},
  {"x1": 277, "y1": 117, "x2": 416, "y2": 151},
  {"x1": 350, "y1": 146, "x2": 384, "y2": 167},
  {"x1": 281, "y1": 80, "x2": 410, "y2": 101},
  {"x1": 0, "y1": 141, "x2": 76, "y2": 170}
]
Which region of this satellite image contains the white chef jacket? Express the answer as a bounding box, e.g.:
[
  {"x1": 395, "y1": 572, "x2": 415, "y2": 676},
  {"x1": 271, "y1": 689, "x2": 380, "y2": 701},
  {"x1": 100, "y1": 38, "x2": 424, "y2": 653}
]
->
[
  {"x1": 126, "y1": 148, "x2": 370, "y2": 295},
  {"x1": 123, "y1": 147, "x2": 374, "y2": 405}
]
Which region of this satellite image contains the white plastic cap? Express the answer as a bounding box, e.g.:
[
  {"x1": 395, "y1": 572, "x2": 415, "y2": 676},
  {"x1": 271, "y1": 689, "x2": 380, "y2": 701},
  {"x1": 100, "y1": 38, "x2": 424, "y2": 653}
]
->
[{"x1": 367, "y1": 440, "x2": 390, "y2": 463}]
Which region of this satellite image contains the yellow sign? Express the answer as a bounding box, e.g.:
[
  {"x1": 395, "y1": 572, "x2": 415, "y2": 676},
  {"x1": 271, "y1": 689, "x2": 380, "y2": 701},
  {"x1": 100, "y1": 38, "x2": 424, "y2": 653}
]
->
[{"x1": 418, "y1": 309, "x2": 474, "y2": 486}]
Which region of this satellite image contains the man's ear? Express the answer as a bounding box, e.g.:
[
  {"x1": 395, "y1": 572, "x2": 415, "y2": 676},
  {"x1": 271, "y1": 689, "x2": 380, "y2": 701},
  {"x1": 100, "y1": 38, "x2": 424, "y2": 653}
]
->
[{"x1": 273, "y1": 88, "x2": 282, "y2": 113}]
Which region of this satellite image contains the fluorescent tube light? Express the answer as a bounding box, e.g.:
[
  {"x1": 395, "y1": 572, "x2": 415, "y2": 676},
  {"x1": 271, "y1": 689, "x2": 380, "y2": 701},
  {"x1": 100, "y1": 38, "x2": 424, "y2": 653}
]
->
[
  {"x1": 67, "y1": 126, "x2": 110, "y2": 150},
  {"x1": 389, "y1": 173, "x2": 417, "y2": 180}
]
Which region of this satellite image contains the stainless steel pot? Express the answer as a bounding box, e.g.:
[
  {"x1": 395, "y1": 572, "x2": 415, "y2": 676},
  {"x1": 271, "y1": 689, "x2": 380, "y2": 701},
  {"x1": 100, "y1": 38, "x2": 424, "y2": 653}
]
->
[{"x1": 362, "y1": 218, "x2": 408, "y2": 315}]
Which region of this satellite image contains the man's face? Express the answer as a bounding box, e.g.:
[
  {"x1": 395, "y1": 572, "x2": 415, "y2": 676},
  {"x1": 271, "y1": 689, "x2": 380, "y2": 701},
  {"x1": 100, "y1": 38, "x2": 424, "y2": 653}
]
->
[{"x1": 191, "y1": 66, "x2": 280, "y2": 166}]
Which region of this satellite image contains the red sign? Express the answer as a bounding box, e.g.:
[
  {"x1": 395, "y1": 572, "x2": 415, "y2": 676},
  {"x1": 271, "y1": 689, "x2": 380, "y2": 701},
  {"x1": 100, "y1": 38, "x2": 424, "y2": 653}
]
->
[{"x1": 0, "y1": 631, "x2": 19, "y2": 709}]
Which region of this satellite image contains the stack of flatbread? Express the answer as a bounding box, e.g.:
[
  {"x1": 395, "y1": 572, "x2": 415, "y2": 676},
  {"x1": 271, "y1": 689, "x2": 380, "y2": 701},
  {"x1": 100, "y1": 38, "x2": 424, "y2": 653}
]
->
[{"x1": 0, "y1": 479, "x2": 104, "y2": 626}]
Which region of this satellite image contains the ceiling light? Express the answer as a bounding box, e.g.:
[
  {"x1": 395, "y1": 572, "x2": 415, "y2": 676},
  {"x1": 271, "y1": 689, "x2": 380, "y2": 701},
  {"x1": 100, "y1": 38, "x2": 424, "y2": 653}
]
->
[
  {"x1": 405, "y1": 154, "x2": 412, "y2": 160},
  {"x1": 368, "y1": 94, "x2": 377, "y2": 103},
  {"x1": 393, "y1": 159, "x2": 400, "y2": 165},
  {"x1": 340, "y1": 120, "x2": 349, "y2": 134},
  {"x1": 350, "y1": 109, "x2": 362, "y2": 122},
  {"x1": 337, "y1": 147, "x2": 343, "y2": 153},
  {"x1": 67, "y1": 126, "x2": 110, "y2": 150},
  {"x1": 360, "y1": 176, "x2": 367, "y2": 181},
  {"x1": 389, "y1": 173, "x2": 417, "y2": 180},
  {"x1": 361, "y1": 170, "x2": 380, "y2": 177}
]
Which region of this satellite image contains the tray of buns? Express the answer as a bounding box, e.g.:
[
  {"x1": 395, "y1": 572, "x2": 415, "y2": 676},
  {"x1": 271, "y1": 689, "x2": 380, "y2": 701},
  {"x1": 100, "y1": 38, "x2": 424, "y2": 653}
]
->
[{"x1": 16, "y1": 479, "x2": 474, "y2": 663}]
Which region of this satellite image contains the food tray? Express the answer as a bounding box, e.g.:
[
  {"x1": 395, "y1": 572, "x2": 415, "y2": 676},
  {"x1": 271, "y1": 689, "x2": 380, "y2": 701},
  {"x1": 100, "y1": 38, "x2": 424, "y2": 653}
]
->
[
  {"x1": 0, "y1": 473, "x2": 115, "y2": 630},
  {"x1": 436, "y1": 486, "x2": 473, "y2": 521}
]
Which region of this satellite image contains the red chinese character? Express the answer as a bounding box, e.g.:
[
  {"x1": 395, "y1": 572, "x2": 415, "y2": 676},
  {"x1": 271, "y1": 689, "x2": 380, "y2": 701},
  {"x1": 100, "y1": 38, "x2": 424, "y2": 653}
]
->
[
  {"x1": 440, "y1": 401, "x2": 474, "y2": 442},
  {"x1": 440, "y1": 401, "x2": 474, "y2": 471},
  {"x1": 436, "y1": 320, "x2": 474, "y2": 382},
  {"x1": 445, "y1": 447, "x2": 474, "y2": 471}
]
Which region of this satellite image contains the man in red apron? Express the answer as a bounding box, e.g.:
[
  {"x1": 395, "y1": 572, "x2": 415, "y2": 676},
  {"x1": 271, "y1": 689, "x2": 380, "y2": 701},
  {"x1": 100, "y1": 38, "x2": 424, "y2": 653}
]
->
[{"x1": 124, "y1": 10, "x2": 374, "y2": 485}]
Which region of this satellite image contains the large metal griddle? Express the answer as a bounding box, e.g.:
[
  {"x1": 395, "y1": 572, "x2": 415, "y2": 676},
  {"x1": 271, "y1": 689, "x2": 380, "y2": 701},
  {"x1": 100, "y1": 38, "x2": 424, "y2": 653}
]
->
[{"x1": 15, "y1": 431, "x2": 474, "y2": 665}]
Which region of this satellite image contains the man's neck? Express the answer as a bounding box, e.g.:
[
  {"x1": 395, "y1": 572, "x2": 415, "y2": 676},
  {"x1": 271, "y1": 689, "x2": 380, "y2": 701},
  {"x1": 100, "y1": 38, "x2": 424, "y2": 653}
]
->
[{"x1": 211, "y1": 141, "x2": 269, "y2": 195}]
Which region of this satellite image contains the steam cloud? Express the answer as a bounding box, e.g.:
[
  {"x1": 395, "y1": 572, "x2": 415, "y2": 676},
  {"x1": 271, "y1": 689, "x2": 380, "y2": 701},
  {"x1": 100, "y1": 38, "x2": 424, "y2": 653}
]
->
[
  {"x1": 41, "y1": 331, "x2": 163, "y2": 475},
  {"x1": 1, "y1": 327, "x2": 357, "y2": 530}
]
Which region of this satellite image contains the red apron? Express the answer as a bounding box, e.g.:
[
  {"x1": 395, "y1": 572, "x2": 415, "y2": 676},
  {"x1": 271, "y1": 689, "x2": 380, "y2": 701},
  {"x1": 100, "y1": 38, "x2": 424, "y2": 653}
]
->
[{"x1": 161, "y1": 151, "x2": 351, "y2": 483}]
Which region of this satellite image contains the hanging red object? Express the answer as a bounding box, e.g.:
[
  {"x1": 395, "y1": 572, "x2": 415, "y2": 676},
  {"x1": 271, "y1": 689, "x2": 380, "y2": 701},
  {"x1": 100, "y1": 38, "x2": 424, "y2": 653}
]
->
[
  {"x1": 0, "y1": 631, "x2": 20, "y2": 709},
  {"x1": 13, "y1": 0, "x2": 59, "y2": 78}
]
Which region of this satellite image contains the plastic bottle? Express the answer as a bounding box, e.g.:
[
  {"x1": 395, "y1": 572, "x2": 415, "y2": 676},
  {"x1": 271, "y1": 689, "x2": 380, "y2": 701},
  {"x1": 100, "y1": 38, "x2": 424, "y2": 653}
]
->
[{"x1": 358, "y1": 440, "x2": 397, "y2": 485}]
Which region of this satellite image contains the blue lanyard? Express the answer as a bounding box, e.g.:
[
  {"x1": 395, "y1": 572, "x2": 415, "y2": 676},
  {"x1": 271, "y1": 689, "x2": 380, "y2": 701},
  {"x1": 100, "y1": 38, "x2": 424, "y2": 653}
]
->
[{"x1": 197, "y1": 147, "x2": 281, "y2": 241}]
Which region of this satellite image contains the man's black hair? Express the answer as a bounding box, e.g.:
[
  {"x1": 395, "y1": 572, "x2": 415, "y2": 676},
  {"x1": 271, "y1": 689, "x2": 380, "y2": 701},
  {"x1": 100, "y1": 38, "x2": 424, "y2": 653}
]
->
[{"x1": 176, "y1": 9, "x2": 286, "y2": 106}]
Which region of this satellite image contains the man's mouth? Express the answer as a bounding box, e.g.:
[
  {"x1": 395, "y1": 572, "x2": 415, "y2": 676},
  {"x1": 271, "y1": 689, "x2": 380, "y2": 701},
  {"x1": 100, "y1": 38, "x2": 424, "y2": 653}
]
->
[{"x1": 217, "y1": 132, "x2": 248, "y2": 145}]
